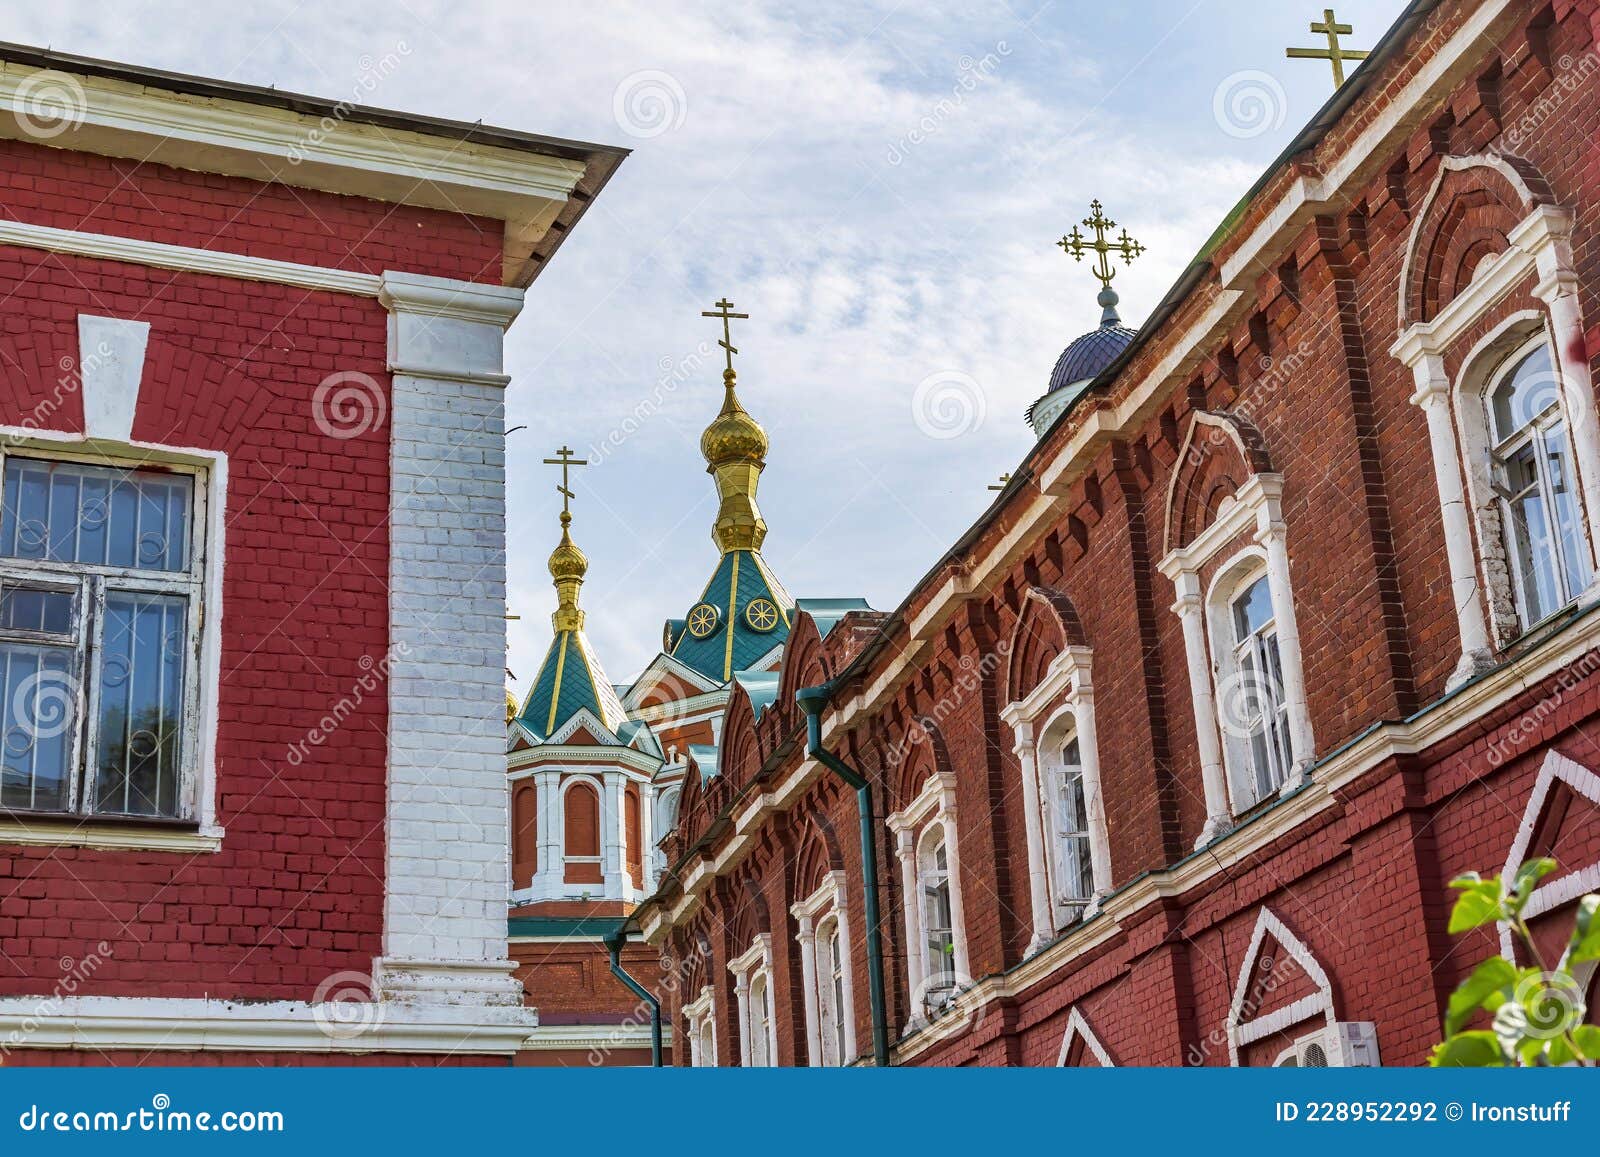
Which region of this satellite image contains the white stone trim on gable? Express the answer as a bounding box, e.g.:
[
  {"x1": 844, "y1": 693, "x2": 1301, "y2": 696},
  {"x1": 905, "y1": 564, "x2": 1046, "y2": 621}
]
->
[
  {"x1": 1499, "y1": 749, "x2": 1600, "y2": 960},
  {"x1": 1055, "y1": 1005, "x2": 1114, "y2": 1066},
  {"x1": 1226, "y1": 907, "x2": 1335, "y2": 1066}
]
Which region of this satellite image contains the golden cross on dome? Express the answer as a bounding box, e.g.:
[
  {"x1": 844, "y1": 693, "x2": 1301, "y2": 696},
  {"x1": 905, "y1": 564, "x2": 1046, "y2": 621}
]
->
[
  {"x1": 1058, "y1": 200, "x2": 1144, "y2": 290},
  {"x1": 701, "y1": 297, "x2": 750, "y2": 375},
  {"x1": 541, "y1": 444, "x2": 588, "y2": 518},
  {"x1": 1286, "y1": 8, "x2": 1370, "y2": 87}
]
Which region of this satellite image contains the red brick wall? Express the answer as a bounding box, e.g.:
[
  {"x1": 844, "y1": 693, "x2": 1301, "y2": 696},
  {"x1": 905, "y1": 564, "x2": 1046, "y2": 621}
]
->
[
  {"x1": 0, "y1": 130, "x2": 502, "y2": 1003},
  {"x1": 653, "y1": 0, "x2": 1600, "y2": 1068}
]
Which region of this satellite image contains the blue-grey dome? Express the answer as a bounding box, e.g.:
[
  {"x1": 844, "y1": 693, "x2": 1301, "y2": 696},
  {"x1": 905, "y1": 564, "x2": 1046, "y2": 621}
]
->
[{"x1": 1046, "y1": 320, "x2": 1137, "y2": 394}]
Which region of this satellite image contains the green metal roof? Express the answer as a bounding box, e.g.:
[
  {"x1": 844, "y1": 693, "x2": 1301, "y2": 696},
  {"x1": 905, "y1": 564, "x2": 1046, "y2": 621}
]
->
[
  {"x1": 795, "y1": 597, "x2": 873, "y2": 639},
  {"x1": 733, "y1": 670, "x2": 781, "y2": 719},
  {"x1": 667, "y1": 549, "x2": 793, "y2": 682},
  {"x1": 517, "y1": 626, "x2": 627, "y2": 739},
  {"x1": 507, "y1": 915, "x2": 627, "y2": 939}
]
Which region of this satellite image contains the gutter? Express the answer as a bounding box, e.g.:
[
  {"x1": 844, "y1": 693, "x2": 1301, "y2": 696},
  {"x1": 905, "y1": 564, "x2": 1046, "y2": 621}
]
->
[
  {"x1": 796, "y1": 680, "x2": 892, "y2": 1067},
  {"x1": 602, "y1": 926, "x2": 663, "y2": 1067}
]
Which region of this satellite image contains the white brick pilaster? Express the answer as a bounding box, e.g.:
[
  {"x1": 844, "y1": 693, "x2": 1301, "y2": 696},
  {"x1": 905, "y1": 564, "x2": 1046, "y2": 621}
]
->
[{"x1": 377, "y1": 271, "x2": 530, "y2": 1011}]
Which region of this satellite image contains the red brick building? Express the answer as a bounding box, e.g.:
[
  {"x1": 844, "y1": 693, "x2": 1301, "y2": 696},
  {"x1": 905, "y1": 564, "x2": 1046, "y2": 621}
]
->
[
  {"x1": 0, "y1": 44, "x2": 624, "y2": 1063},
  {"x1": 636, "y1": 0, "x2": 1600, "y2": 1067}
]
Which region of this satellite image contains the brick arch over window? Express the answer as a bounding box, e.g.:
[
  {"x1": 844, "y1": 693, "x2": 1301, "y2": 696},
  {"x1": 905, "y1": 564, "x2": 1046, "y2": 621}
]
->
[
  {"x1": 1163, "y1": 409, "x2": 1275, "y2": 556},
  {"x1": 889, "y1": 716, "x2": 954, "y2": 810},
  {"x1": 777, "y1": 612, "x2": 831, "y2": 718},
  {"x1": 720, "y1": 684, "x2": 763, "y2": 792},
  {"x1": 1399, "y1": 154, "x2": 1552, "y2": 329},
  {"x1": 1005, "y1": 586, "x2": 1088, "y2": 704},
  {"x1": 794, "y1": 814, "x2": 845, "y2": 900}
]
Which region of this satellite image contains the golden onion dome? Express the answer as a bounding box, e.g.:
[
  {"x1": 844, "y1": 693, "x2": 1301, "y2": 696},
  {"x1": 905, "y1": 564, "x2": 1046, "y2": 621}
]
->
[
  {"x1": 547, "y1": 515, "x2": 588, "y2": 583},
  {"x1": 700, "y1": 369, "x2": 769, "y2": 467}
]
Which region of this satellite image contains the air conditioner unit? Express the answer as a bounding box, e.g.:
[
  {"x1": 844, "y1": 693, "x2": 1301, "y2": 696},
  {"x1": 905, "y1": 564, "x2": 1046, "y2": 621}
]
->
[{"x1": 1275, "y1": 1022, "x2": 1380, "y2": 1068}]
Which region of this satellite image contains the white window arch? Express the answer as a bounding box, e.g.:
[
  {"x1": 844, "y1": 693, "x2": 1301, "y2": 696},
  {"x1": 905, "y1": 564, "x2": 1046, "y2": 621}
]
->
[
  {"x1": 729, "y1": 934, "x2": 778, "y2": 1066},
  {"x1": 887, "y1": 772, "x2": 970, "y2": 1031},
  {"x1": 683, "y1": 985, "x2": 717, "y2": 1067},
  {"x1": 1207, "y1": 553, "x2": 1294, "y2": 810},
  {"x1": 1393, "y1": 192, "x2": 1600, "y2": 686},
  {"x1": 1001, "y1": 646, "x2": 1112, "y2": 953},
  {"x1": 791, "y1": 871, "x2": 857, "y2": 1066}
]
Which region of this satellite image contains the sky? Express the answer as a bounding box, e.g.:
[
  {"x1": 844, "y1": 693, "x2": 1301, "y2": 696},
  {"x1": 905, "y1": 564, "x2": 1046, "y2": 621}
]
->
[{"x1": 13, "y1": 0, "x2": 1410, "y2": 690}]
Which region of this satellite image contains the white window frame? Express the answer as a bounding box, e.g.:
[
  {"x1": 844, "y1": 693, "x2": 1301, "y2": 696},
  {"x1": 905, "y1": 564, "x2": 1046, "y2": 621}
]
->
[
  {"x1": 1207, "y1": 556, "x2": 1294, "y2": 812},
  {"x1": 1001, "y1": 645, "x2": 1111, "y2": 954},
  {"x1": 1482, "y1": 333, "x2": 1590, "y2": 628},
  {"x1": 791, "y1": 870, "x2": 858, "y2": 1066},
  {"x1": 0, "y1": 437, "x2": 226, "y2": 851},
  {"x1": 886, "y1": 771, "x2": 969, "y2": 1032},
  {"x1": 682, "y1": 984, "x2": 717, "y2": 1067},
  {"x1": 1159, "y1": 473, "x2": 1313, "y2": 847},
  {"x1": 728, "y1": 933, "x2": 777, "y2": 1067},
  {"x1": 1393, "y1": 192, "x2": 1600, "y2": 686}
]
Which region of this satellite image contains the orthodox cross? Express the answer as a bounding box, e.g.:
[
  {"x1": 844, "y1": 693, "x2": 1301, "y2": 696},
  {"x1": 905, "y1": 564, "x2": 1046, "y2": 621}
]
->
[
  {"x1": 542, "y1": 444, "x2": 588, "y2": 517},
  {"x1": 987, "y1": 472, "x2": 1013, "y2": 492},
  {"x1": 1286, "y1": 8, "x2": 1369, "y2": 87},
  {"x1": 702, "y1": 297, "x2": 750, "y2": 375},
  {"x1": 1058, "y1": 200, "x2": 1144, "y2": 289}
]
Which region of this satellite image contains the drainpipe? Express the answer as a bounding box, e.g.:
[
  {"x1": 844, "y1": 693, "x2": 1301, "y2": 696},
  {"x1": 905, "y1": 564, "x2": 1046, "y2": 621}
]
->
[
  {"x1": 796, "y1": 680, "x2": 892, "y2": 1067},
  {"x1": 603, "y1": 928, "x2": 663, "y2": 1067}
]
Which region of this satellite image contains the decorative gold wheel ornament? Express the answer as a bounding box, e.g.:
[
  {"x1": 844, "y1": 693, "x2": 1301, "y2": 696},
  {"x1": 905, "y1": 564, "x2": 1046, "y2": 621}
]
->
[
  {"x1": 686, "y1": 602, "x2": 721, "y2": 639},
  {"x1": 744, "y1": 597, "x2": 779, "y2": 632}
]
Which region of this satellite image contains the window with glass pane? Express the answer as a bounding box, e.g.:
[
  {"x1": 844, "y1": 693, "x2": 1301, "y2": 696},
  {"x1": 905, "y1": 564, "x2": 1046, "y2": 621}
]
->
[
  {"x1": 750, "y1": 974, "x2": 772, "y2": 1066},
  {"x1": 827, "y1": 922, "x2": 847, "y2": 1065},
  {"x1": 1488, "y1": 342, "x2": 1591, "y2": 628},
  {"x1": 920, "y1": 834, "x2": 955, "y2": 1002},
  {"x1": 1053, "y1": 736, "x2": 1093, "y2": 911},
  {"x1": 1230, "y1": 574, "x2": 1292, "y2": 804},
  {"x1": 0, "y1": 456, "x2": 199, "y2": 820}
]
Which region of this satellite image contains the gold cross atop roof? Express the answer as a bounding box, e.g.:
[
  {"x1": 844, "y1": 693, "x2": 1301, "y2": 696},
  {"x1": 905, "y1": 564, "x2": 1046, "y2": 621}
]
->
[
  {"x1": 701, "y1": 297, "x2": 750, "y2": 375},
  {"x1": 1286, "y1": 8, "x2": 1370, "y2": 87},
  {"x1": 541, "y1": 444, "x2": 588, "y2": 517},
  {"x1": 1058, "y1": 200, "x2": 1145, "y2": 291}
]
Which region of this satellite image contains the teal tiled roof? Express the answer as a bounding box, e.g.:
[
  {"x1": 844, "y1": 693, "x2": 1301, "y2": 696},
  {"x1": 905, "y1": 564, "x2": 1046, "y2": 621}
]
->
[
  {"x1": 795, "y1": 597, "x2": 873, "y2": 639},
  {"x1": 517, "y1": 627, "x2": 627, "y2": 739},
  {"x1": 667, "y1": 549, "x2": 792, "y2": 683}
]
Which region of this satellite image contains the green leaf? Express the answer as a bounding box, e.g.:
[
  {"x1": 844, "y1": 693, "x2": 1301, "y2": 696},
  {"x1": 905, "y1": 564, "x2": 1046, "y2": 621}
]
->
[
  {"x1": 1568, "y1": 895, "x2": 1600, "y2": 965},
  {"x1": 1548, "y1": 1034, "x2": 1576, "y2": 1066},
  {"x1": 1449, "y1": 877, "x2": 1507, "y2": 933},
  {"x1": 1430, "y1": 1031, "x2": 1508, "y2": 1067},
  {"x1": 1507, "y1": 859, "x2": 1558, "y2": 914},
  {"x1": 1446, "y1": 957, "x2": 1518, "y2": 1035},
  {"x1": 1571, "y1": 1024, "x2": 1600, "y2": 1061}
]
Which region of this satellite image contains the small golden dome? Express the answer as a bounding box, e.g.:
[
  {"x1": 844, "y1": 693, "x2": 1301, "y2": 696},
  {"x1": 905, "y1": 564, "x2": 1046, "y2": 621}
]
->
[
  {"x1": 700, "y1": 369, "x2": 769, "y2": 467},
  {"x1": 547, "y1": 515, "x2": 588, "y2": 583}
]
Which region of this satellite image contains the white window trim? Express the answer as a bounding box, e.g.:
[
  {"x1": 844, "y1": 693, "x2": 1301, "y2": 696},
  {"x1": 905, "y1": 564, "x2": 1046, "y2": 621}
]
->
[
  {"x1": 1158, "y1": 473, "x2": 1313, "y2": 846},
  {"x1": 728, "y1": 933, "x2": 777, "y2": 1066},
  {"x1": 1000, "y1": 645, "x2": 1111, "y2": 955},
  {"x1": 1205, "y1": 550, "x2": 1294, "y2": 813},
  {"x1": 0, "y1": 431, "x2": 227, "y2": 853},
  {"x1": 1392, "y1": 198, "x2": 1600, "y2": 687},
  {"x1": 682, "y1": 984, "x2": 718, "y2": 1067},
  {"x1": 790, "y1": 870, "x2": 858, "y2": 1066},
  {"x1": 886, "y1": 771, "x2": 969, "y2": 1032}
]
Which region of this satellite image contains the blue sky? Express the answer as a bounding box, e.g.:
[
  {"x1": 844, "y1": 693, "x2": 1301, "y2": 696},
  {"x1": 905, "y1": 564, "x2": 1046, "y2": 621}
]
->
[{"x1": 17, "y1": 0, "x2": 1409, "y2": 688}]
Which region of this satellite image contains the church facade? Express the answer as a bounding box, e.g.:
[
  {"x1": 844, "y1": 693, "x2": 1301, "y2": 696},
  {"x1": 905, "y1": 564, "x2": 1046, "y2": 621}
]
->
[
  {"x1": 0, "y1": 44, "x2": 625, "y2": 1063},
  {"x1": 616, "y1": 0, "x2": 1600, "y2": 1067}
]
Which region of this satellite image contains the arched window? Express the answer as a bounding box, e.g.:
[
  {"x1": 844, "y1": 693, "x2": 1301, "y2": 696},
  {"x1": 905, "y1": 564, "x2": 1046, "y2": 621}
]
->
[
  {"x1": 657, "y1": 786, "x2": 681, "y2": 833},
  {"x1": 815, "y1": 914, "x2": 847, "y2": 1066},
  {"x1": 562, "y1": 780, "x2": 603, "y2": 884},
  {"x1": 624, "y1": 783, "x2": 642, "y2": 889},
  {"x1": 511, "y1": 782, "x2": 537, "y2": 890},
  {"x1": 748, "y1": 973, "x2": 772, "y2": 1066},
  {"x1": 1048, "y1": 730, "x2": 1093, "y2": 914},
  {"x1": 1486, "y1": 338, "x2": 1589, "y2": 627},
  {"x1": 1226, "y1": 570, "x2": 1292, "y2": 804},
  {"x1": 918, "y1": 827, "x2": 955, "y2": 1007}
]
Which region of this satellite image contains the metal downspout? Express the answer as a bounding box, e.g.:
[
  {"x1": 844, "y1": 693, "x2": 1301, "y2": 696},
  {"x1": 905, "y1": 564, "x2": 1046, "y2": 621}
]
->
[{"x1": 603, "y1": 929, "x2": 663, "y2": 1067}]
